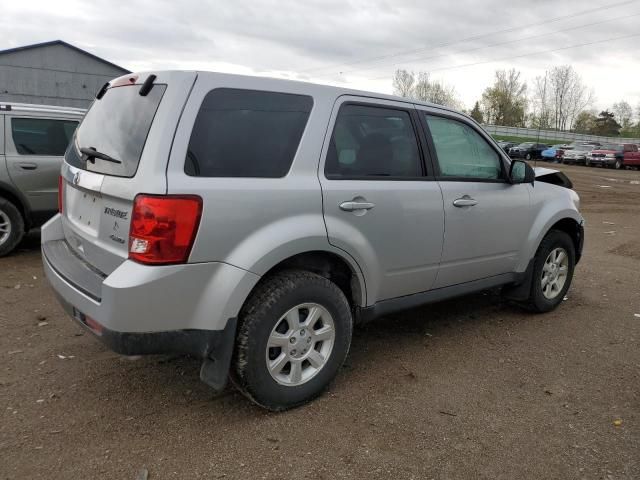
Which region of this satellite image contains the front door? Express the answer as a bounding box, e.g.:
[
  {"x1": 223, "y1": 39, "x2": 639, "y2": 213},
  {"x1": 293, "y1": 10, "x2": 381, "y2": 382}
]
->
[
  {"x1": 418, "y1": 110, "x2": 531, "y2": 288},
  {"x1": 319, "y1": 98, "x2": 444, "y2": 304},
  {"x1": 4, "y1": 115, "x2": 78, "y2": 217}
]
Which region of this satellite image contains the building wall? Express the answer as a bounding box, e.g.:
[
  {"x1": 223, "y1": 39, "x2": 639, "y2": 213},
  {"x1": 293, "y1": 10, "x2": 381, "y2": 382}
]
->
[{"x1": 0, "y1": 43, "x2": 127, "y2": 108}]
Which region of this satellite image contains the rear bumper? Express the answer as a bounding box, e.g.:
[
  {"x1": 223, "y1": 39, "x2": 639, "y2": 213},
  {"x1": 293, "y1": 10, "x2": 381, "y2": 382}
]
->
[{"x1": 41, "y1": 214, "x2": 260, "y2": 357}]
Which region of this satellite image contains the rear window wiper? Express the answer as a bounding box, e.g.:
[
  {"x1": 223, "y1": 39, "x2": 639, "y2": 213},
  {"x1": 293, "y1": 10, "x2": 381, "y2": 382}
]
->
[{"x1": 79, "y1": 147, "x2": 122, "y2": 164}]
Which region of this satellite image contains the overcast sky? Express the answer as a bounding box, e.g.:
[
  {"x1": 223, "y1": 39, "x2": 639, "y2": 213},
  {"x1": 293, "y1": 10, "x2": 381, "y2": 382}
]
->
[{"x1": 2, "y1": 0, "x2": 639, "y2": 112}]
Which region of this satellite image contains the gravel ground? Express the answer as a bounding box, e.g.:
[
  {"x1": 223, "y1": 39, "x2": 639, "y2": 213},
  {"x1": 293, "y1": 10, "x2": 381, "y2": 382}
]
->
[{"x1": 1, "y1": 164, "x2": 639, "y2": 479}]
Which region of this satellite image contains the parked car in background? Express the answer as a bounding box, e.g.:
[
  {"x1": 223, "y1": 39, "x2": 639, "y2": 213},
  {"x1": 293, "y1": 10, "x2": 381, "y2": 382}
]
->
[
  {"x1": 0, "y1": 103, "x2": 83, "y2": 256},
  {"x1": 562, "y1": 144, "x2": 595, "y2": 165},
  {"x1": 588, "y1": 143, "x2": 640, "y2": 169},
  {"x1": 497, "y1": 140, "x2": 517, "y2": 153},
  {"x1": 508, "y1": 142, "x2": 549, "y2": 160},
  {"x1": 42, "y1": 71, "x2": 584, "y2": 410},
  {"x1": 541, "y1": 144, "x2": 572, "y2": 162}
]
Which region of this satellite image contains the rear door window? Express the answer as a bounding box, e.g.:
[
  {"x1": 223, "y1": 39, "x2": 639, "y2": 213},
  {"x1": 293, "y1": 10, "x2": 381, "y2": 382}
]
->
[
  {"x1": 11, "y1": 118, "x2": 78, "y2": 156},
  {"x1": 325, "y1": 104, "x2": 422, "y2": 179},
  {"x1": 185, "y1": 89, "x2": 313, "y2": 178},
  {"x1": 66, "y1": 84, "x2": 166, "y2": 177}
]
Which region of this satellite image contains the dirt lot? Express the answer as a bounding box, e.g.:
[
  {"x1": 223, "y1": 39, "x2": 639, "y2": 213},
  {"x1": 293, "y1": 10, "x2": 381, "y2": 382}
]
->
[{"x1": 1, "y1": 164, "x2": 639, "y2": 479}]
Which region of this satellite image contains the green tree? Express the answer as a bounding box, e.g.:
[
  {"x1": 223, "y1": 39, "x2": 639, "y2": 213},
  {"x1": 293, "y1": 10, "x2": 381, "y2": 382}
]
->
[
  {"x1": 480, "y1": 69, "x2": 527, "y2": 127},
  {"x1": 573, "y1": 110, "x2": 598, "y2": 134},
  {"x1": 591, "y1": 111, "x2": 621, "y2": 137},
  {"x1": 470, "y1": 101, "x2": 483, "y2": 124}
]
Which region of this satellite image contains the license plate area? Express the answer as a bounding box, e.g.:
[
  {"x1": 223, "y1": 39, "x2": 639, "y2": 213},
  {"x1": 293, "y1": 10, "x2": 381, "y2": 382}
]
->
[{"x1": 66, "y1": 185, "x2": 102, "y2": 236}]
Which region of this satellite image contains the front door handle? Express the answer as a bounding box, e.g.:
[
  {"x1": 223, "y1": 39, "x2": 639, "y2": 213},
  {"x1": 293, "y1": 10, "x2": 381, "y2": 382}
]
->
[
  {"x1": 339, "y1": 200, "x2": 376, "y2": 212},
  {"x1": 453, "y1": 195, "x2": 478, "y2": 207},
  {"x1": 18, "y1": 162, "x2": 38, "y2": 170}
]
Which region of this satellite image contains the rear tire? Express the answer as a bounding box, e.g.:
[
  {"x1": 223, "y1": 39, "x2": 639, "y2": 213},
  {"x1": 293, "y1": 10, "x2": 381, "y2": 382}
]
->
[
  {"x1": 0, "y1": 197, "x2": 25, "y2": 257},
  {"x1": 232, "y1": 270, "x2": 353, "y2": 411},
  {"x1": 522, "y1": 230, "x2": 575, "y2": 313}
]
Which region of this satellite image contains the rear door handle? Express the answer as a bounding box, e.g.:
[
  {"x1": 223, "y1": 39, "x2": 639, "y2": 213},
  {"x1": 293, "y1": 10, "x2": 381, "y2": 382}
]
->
[
  {"x1": 18, "y1": 162, "x2": 38, "y2": 170},
  {"x1": 339, "y1": 201, "x2": 376, "y2": 212},
  {"x1": 453, "y1": 195, "x2": 478, "y2": 207}
]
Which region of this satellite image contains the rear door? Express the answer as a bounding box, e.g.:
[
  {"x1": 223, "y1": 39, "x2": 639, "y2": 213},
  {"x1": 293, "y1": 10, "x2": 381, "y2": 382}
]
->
[
  {"x1": 417, "y1": 109, "x2": 531, "y2": 288},
  {"x1": 59, "y1": 71, "x2": 197, "y2": 274},
  {"x1": 4, "y1": 115, "x2": 78, "y2": 217},
  {"x1": 319, "y1": 97, "x2": 444, "y2": 303}
]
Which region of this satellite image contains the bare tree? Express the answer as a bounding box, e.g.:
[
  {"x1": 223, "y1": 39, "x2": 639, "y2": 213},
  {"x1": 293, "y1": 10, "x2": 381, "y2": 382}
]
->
[
  {"x1": 547, "y1": 66, "x2": 593, "y2": 131},
  {"x1": 392, "y1": 69, "x2": 461, "y2": 109},
  {"x1": 531, "y1": 74, "x2": 551, "y2": 129},
  {"x1": 612, "y1": 100, "x2": 633, "y2": 129},
  {"x1": 413, "y1": 72, "x2": 461, "y2": 109},
  {"x1": 392, "y1": 69, "x2": 415, "y2": 98}
]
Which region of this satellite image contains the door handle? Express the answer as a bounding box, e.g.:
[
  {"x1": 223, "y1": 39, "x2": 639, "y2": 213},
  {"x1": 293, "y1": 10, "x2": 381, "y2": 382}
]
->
[
  {"x1": 339, "y1": 200, "x2": 376, "y2": 212},
  {"x1": 453, "y1": 195, "x2": 478, "y2": 207},
  {"x1": 18, "y1": 162, "x2": 38, "y2": 170}
]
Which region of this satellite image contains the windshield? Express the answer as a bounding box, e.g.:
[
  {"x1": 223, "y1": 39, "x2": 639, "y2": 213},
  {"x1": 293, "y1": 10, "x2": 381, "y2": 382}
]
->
[
  {"x1": 579, "y1": 145, "x2": 595, "y2": 151},
  {"x1": 518, "y1": 142, "x2": 534, "y2": 147},
  {"x1": 600, "y1": 144, "x2": 622, "y2": 151},
  {"x1": 66, "y1": 84, "x2": 166, "y2": 177}
]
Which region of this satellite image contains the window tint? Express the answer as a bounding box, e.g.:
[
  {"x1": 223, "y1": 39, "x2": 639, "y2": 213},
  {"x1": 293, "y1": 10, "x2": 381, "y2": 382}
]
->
[
  {"x1": 425, "y1": 115, "x2": 502, "y2": 180},
  {"x1": 185, "y1": 89, "x2": 313, "y2": 178},
  {"x1": 325, "y1": 105, "x2": 422, "y2": 178},
  {"x1": 11, "y1": 118, "x2": 78, "y2": 156}
]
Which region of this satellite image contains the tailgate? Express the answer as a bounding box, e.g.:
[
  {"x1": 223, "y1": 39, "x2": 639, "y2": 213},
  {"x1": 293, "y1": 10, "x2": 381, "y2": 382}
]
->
[{"x1": 59, "y1": 71, "x2": 197, "y2": 275}]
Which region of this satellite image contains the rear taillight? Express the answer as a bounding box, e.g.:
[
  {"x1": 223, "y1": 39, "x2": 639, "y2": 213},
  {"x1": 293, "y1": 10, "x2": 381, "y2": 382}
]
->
[
  {"x1": 58, "y1": 175, "x2": 64, "y2": 214},
  {"x1": 128, "y1": 195, "x2": 202, "y2": 265}
]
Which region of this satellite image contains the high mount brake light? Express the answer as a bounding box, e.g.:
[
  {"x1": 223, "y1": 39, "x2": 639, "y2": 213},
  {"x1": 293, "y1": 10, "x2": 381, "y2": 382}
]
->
[{"x1": 128, "y1": 195, "x2": 202, "y2": 265}]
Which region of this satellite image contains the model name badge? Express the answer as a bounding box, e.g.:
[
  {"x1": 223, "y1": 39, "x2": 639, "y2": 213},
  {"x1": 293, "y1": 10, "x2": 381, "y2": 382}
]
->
[{"x1": 104, "y1": 207, "x2": 128, "y2": 219}]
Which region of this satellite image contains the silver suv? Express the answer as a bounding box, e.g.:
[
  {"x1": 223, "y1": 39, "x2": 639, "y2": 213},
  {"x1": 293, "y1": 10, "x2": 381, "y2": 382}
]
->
[
  {"x1": 0, "y1": 103, "x2": 83, "y2": 256},
  {"x1": 42, "y1": 72, "x2": 584, "y2": 410}
]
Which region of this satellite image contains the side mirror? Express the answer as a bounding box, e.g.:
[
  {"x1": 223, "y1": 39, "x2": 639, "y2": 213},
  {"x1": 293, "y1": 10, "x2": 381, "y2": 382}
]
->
[{"x1": 509, "y1": 159, "x2": 535, "y2": 184}]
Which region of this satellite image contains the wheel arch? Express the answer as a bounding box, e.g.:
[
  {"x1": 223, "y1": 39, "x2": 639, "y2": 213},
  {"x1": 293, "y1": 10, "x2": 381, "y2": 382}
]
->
[{"x1": 246, "y1": 250, "x2": 367, "y2": 311}]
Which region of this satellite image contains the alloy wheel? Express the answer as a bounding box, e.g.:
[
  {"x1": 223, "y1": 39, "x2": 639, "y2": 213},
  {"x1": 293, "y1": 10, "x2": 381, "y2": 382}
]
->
[
  {"x1": 265, "y1": 303, "x2": 336, "y2": 386},
  {"x1": 541, "y1": 247, "x2": 569, "y2": 300},
  {"x1": 0, "y1": 210, "x2": 12, "y2": 247}
]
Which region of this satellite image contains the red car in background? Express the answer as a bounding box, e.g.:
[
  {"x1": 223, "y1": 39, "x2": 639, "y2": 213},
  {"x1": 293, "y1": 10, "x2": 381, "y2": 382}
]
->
[{"x1": 588, "y1": 143, "x2": 640, "y2": 169}]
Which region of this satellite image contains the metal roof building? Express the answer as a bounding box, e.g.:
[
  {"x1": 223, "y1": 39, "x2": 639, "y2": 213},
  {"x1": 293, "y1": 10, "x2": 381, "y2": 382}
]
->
[{"x1": 0, "y1": 40, "x2": 130, "y2": 108}]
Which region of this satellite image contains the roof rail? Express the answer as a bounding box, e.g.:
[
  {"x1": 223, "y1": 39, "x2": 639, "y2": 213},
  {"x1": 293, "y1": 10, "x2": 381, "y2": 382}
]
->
[{"x1": 0, "y1": 102, "x2": 85, "y2": 115}]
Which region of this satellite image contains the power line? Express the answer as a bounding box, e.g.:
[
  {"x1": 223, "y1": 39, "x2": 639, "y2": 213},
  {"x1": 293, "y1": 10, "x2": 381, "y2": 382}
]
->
[
  {"x1": 315, "y1": 11, "x2": 640, "y2": 79},
  {"x1": 298, "y1": 0, "x2": 638, "y2": 75},
  {"x1": 368, "y1": 31, "x2": 640, "y2": 80}
]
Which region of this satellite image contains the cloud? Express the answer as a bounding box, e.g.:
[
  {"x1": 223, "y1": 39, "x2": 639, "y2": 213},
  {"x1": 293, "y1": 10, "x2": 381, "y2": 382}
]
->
[{"x1": 1, "y1": 0, "x2": 639, "y2": 110}]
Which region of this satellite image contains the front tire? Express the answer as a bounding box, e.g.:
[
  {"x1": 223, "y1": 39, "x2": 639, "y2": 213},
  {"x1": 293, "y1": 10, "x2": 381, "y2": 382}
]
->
[
  {"x1": 523, "y1": 230, "x2": 575, "y2": 313},
  {"x1": 0, "y1": 197, "x2": 25, "y2": 257},
  {"x1": 232, "y1": 270, "x2": 353, "y2": 411},
  {"x1": 614, "y1": 159, "x2": 622, "y2": 170},
  {"x1": 525, "y1": 153, "x2": 532, "y2": 161}
]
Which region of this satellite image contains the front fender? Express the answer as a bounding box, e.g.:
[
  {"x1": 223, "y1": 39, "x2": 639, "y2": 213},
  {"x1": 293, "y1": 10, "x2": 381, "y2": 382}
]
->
[{"x1": 516, "y1": 183, "x2": 583, "y2": 271}]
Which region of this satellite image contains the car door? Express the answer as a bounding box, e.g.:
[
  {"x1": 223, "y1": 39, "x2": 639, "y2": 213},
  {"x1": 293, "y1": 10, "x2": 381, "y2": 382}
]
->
[
  {"x1": 4, "y1": 116, "x2": 78, "y2": 215},
  {"x1": 417, "y1": 109, "x2": 531, "y2": 288},
  {"x1": 319, "y1": 97, "x2": 444, "y2": 304}
]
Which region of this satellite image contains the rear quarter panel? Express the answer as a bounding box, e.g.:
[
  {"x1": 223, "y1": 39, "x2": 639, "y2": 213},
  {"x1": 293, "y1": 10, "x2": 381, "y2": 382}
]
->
[{"x1": 165, "y1": 73, "x2": 367, "y2": 305}]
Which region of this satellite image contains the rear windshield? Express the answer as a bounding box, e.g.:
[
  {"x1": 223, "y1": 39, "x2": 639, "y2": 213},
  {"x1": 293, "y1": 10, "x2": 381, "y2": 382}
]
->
[{"x1": 66, "y1": 84, "x2": 166, "y2": 177}]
